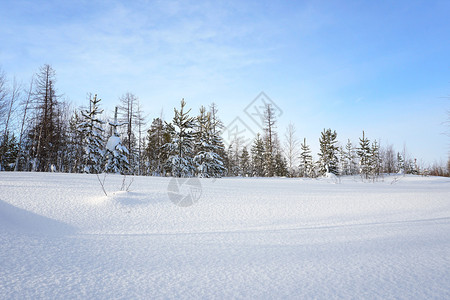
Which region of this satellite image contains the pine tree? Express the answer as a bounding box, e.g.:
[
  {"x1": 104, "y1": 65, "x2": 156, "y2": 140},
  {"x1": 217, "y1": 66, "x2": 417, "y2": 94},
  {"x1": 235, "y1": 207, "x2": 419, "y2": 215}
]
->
[
  {"x1": 193, "y1": 106, "x2": 226, "y2": 177},
  {"x1": 208, "y1": 103, "x2": 227, "y2": 177},
  {"x1": 209, "y1": 125, "x2": 227, "y2": 177},
  {"x1": 251, "y1": 133, "x2": 265, "y2": 177},
  {"x1": 397, "y1": 152, "x2": 404, "y2": 173},
  {"x1": 228, "y1": 135, "x2": 243, "y2": 176},
  {"x1": 274, "y1": 151, "x2": 288, "y2": 177},
  {"x1": 357, "y1": 131, "x2": 371, "y2": 179},
  {"x1": 163, "y1": 99, "x2": 195, "y2": 177},
  {"x1": 370, "y1": 140, "x2": 381, "y2": 178},
  {"x1": 0, "y1": 132, "x2": 19, "y2": 171},
  {"x1": 338, "y1": 146, "x2": 347, "y2": 176},
  {"x1": 66, "y1": 111, "x2": 85, "y2": 173},
  {"x1": 54, "y1": 102, "x2": 72, "y2": 172},
  {"x1": 299, "y1": 138, "x2": 314, "y2": 177},
  {"x1": 146, "y1": 117, "x2": 171, "y2": 176},
  {"x1": 225, "y1": 144, "x2": 235, "y2": 176},
  {"x1": 344, "y1": 139, "x2": 358, "y2": 175},
  {"x1": 317, "y1": 128, "x2": 339, "y2": 175},
  {"x1": 104, "y1": 107, "x2": 129, "y2": 174},
  {"x1": 339, "y1": 140, "x2": 358, "y2": 176},
  {"x1": 240, "y1": 146, "x2": 251, "y2": 177},
  {"x1": 79, "y1": 94, "x2": 105, "y2": 173}
]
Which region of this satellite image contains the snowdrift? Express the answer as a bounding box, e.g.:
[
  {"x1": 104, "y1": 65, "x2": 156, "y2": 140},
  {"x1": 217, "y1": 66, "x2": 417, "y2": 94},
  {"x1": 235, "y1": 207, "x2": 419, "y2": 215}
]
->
[{"x1": 0, "y1": 199, "x2": 74, "y2": 235}]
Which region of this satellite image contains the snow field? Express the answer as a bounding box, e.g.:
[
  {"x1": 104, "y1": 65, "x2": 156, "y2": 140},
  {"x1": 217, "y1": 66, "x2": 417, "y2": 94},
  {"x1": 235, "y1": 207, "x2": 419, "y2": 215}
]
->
[{"x1": 0, "y1": 172, "x2": 449, "y2": 299}]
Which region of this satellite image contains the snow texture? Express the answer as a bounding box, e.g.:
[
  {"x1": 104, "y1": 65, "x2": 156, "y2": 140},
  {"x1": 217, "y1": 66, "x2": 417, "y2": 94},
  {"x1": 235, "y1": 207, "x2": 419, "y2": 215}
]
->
[
  {"x1": 0, "y1": 173, "x2": 449, "y2": 299},
  {"x1": 106, "y1": 136, "x2": 121, "y2": 152}
]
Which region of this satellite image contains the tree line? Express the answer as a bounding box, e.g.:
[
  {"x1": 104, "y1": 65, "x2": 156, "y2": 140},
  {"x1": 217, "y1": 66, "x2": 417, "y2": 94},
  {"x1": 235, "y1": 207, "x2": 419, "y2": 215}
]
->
[{"x1": 0, "y1": 64, "x2": 448, "y2": 178}]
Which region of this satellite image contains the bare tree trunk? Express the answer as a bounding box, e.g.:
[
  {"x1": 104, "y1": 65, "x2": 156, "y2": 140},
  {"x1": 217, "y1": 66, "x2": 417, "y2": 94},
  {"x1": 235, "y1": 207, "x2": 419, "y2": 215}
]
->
[
  {"x1": 263, "y1": 103, "x2": 277, "y2": 176},
  {"x1": 2, "y1": 78, "x2": 20, "y2": 138},
  {"x1": 14, "y1": 79, "x2": 33, "y2": 170},
  {"x1": 33, "y1": 69, "x2": 50, "y2": 171},
  {"x1": 135, "y1": 100, "x2": 147, "y2": 176},
  {"x1": 0, "y1": 68, "x2": 8, "y2": 122},
  {"x1": 0, "y1": 78, "x2": 19, "y2": 169},
  {"x1": 119, "y1": 92, "x2": 138, "y2": 173}
]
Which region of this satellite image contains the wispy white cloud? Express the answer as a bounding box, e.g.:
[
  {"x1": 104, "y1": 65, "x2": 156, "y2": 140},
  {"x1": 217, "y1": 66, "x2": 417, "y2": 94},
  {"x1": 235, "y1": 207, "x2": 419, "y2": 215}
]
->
[{"x1": 2, "y1": 1, "x2": 274, "y2": 88}]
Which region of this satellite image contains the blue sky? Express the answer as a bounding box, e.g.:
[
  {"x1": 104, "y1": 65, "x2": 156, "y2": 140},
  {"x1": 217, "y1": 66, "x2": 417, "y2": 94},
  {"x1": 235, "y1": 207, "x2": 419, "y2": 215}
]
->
[{"x1": 1, "y1": 0, "x2": 449, "y2": 165}]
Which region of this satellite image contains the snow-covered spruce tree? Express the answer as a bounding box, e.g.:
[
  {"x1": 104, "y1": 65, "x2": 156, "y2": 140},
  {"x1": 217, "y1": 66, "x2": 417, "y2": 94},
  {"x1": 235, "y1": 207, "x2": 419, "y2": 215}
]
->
[
  {"x1": 338, "y1": 146, "x2": 347, "y2": 176},
  {"x1": 221, "y1": 149, "x2": 230, "y2": 176},
  {"x1": 240, "y1": 146, "x2": 251, "y2": 177},
  {"x1": 317, "y1": 128, "x2": 339, "y2": 176},
  {"x1": 370, "y1": 140, "x2": 381, "y2": 178},
  {"x1": 344, "y1": 139, "x2": 358, "y2": 175},
  {"x1": 228, "y1": 135, "x2": 244, "y2": 176},
  {"x1": 146, "y1": 117, "x2": 171, "y2": 176},
  {"x1": 274, "y1": 150, "x2": 288, "y2": 177},
  {"x1": 78, "y1": 94, "x2": 105, "y2": 173},
  {"x1": 193, "y1": 106, "x2": 226, "y2": 178},
  {"x1": 53, "y1": 102, "x2": 72, "y2": 172},
  {"x1": 338, "y1": 141, "x2": 358, "y2": 176},
  {"x1": 263, "y1": 139, "x2": 276, "y2": 176},
  {"x1": 396, "y1": 152, "x2": 404, "y2": 174},
  {"x1": 357, "y1": 131, "x2": 371, "y2": 179},
  {"x1": 0, "y1": 132, "x2": 19, "y2": 171},
  {"x1": 163, "y1": 99, "x2": 195, "y2": 177},
  {"x1": 193, "y1": 106, "x2": 208, "y2": 176},
  {"x1": 225, "y1": 144, "x2": 235, "y2": 176},
  {"x1": 251, "y1": 133, "x2": 265, "y2": 177},
  {"x1": 208, "y1": 102, "x2": 227, "y2": 177},
  {"x1": 67, "y1": 111, "x2": 85, "y2": 173},
  {"x1": 299, "y1": 138, "x2": 314, "y2": 177},
  {"x1": 104, "y1": 107, "x2": 129, "y2": 174}
]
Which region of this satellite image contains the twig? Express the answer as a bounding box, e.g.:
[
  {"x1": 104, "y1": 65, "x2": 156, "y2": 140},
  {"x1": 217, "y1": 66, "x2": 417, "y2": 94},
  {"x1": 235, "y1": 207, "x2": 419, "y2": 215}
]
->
[
  {"x1": 126, "y1": 177, "x2": 134, "y2": 191},
  {"x1": 96, "y1": 173, "x2": 108, "y2": 196},
  {"x1": 391, "y1": 176, "x2": 400, "y2": 185},
  {"x1": 121, "y1": 175, "x2": 126, "y2": 191}
]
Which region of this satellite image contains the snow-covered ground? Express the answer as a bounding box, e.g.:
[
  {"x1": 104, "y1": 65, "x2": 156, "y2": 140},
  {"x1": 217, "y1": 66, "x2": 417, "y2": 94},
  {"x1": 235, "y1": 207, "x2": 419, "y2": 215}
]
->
[{"x1": 1, "y1": 172, "x2": 449, "y2": 299}]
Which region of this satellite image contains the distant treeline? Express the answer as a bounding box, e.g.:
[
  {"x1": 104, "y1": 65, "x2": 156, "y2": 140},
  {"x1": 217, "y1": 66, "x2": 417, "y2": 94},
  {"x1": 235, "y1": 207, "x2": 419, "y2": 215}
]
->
[{"x1": 0, "y1": 64, "x2": 448, "y2": 178}]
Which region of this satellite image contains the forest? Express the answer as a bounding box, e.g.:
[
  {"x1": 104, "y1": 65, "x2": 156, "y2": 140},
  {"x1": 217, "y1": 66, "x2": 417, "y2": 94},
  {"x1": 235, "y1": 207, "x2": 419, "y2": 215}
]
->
[{"x1": 0, "y1": 64, "x2": 448, "y2": 178}]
